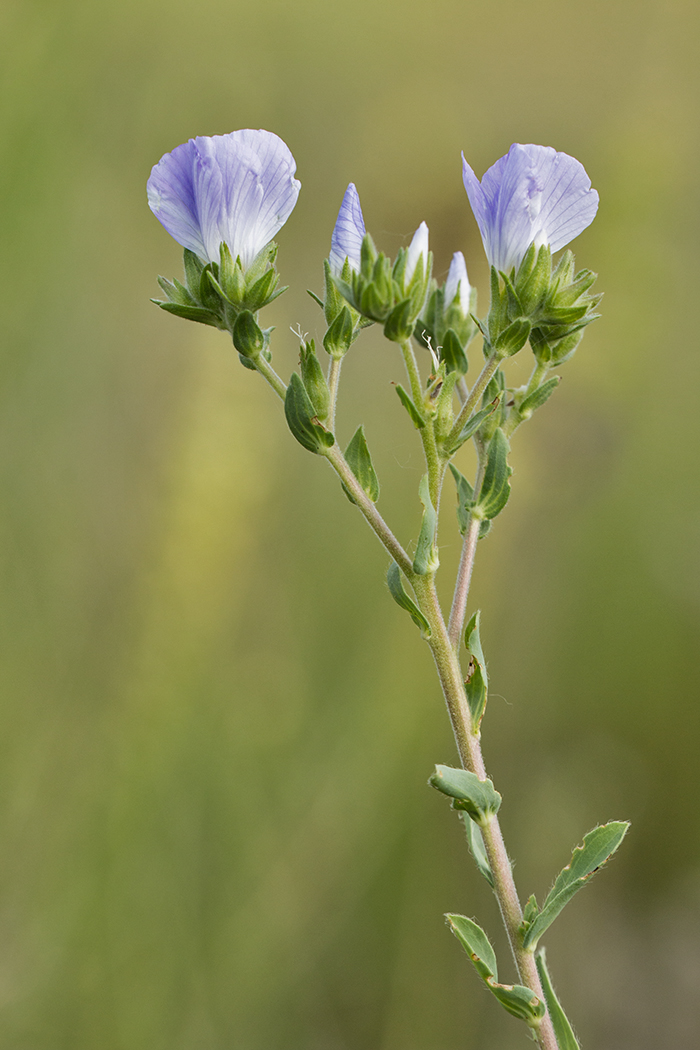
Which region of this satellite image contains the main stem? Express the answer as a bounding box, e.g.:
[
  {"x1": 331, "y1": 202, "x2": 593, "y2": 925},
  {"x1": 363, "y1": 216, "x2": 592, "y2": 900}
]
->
[{"x1": 413, "y1": 575, "x2": 559, "y2": 1050}]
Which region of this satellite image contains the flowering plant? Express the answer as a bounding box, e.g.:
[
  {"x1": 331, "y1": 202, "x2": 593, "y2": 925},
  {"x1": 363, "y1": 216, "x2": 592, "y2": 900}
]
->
[{"x1": 148, "y1": 129, "x2": 625, "y2": 1050}]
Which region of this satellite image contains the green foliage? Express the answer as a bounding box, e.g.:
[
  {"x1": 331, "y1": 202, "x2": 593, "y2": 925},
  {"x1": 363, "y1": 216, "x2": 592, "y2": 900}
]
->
[
  {"x1": 521, "y1": 822, "x2": 630, "y2": 950},
  {"x1": 284, "y1": 373, "x2": 335, "y2": 454},
  {"x1": 473, "y1": 428, "x2": 512, "y2": 521},
  {"x1": 429, "y1": 765, "x2": 501, "y2": 826},
  {"x1": 395, "y1": 384, "x2": 426, "y2": 428},
  {"x1": 412, "y1": 474, "x2": 438, "y2": 575},
  {"x1": 233, "y1": 310, "x2": 265, "y2": 359},
  {"x1": 461, "y1": 813, "x2": 494, "y2": 887},
  {"x1": 343, "y1": 426, "x2": 380, "y2": 503},
  {"x1": 386, "y1": 563, "x2": 431, "y2": 638},
  {"x1": 446, "y1": 915, "x2": 546, "y2": 1027},
  {"x1": 536, "y1": 949, "x2": 581, "y2": 1050},
  {"x1": 464, "y1": 611, "x2": 488, "y2": 732},
  {"x1": 299, "y1": 341, "x2": 331, "y2": 421},
  {"x1": 323, "y1": 304, "x2": 355, "y2": 358}
]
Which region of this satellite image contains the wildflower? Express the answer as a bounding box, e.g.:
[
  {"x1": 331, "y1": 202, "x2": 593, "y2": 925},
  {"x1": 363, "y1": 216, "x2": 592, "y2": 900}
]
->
[
  {"x1": 147, "y1": 129, "x2": 300, "y2": 268},
  {"x1": 462, "y1": 144, "x2": 598, "y2": 274}
]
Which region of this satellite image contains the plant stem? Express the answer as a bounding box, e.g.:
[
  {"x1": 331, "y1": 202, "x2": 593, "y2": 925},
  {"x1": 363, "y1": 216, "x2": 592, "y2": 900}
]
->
[
  {"x1": 412, "y1": 574, "x2": 559, "y2": 1050},
  {"x1": 327, "y1": 356, "x2": 342, "y2": 431},
  {"x1": 447, "y1": 434, "x2": 487, "y2": 649},
  {"x1": 323, "y1": 444, "x2": 414, "y2": 577},
  {"x1": 445, "y1": 349, "x2": 501, "y2": 450},
  {"x1": 503, "y1": 360, "x2": 549, "y2": 438},
  {"x1": 254, "y1": 353, "x2": 287, "y2": 399},
  {"x1": 399, "y1": 338, "x2": 442, "y2": 507}
]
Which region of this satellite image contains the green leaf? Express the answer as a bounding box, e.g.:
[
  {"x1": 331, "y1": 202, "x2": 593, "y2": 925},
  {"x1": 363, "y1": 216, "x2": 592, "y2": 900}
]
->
[
  {"x1": 443, "y1": 400, "x2": 499, "y2": 456},
  {"x1": 536, "y1": 948, "x2": 581, "y2": 1050},
  {"x1": 494, "y1": 317, "x2": 531, "y2": 356},
  {"x1": 152, "y1": 300, "x2": 220, "y2": 327},
  {"x1": 446, "y1": 915, "x2": 546, "y2": 1027},
  {"x1": 448, "y1": 463, "x2": 474, "y2": 535},
  {"x1": 395, "y1": 384, "x2": 426, "y2": 428},
  {"x1": 464, "y1": 611, "x2": 488, "y2": 732},
  {"x1": 386, "y1": 563, "x2": 431, "y2": 639},
  {"x1": 284, "y1": 372, "x2": 335, "y2": 455},
  {"x1": 343, "y1": 426, "x2": 380, "y2": 503},
  {"x1": 245, "y1": 267, "x2": 279, "y2": 310},
  {"x1": 384, "y1": 298, "x2": 414, "y2": 343},
  {"x1": 518, "y1": 375, "x2": 560, "y2": 419},
  {"x1": 474, "y1": 428, "x2": 511, "y2": 521},
  {"x1": 440, "y1": 327, "x2": 468, "y2": 374},
  {"x1": 461, "y1": 813, "x2": 494, "y2": 887},
  {"x1": 522, "y1": 821, "x2": 630, "y2": 950},
  {"x1": 183, "y1": 249, "x2": 205, "y2": 297},
  {"x1": 429, "y1": 764, "x2": 501, "y2": 825},
  {"x1": 412, "y1": 473, "x2": 438, "y2": 575}
]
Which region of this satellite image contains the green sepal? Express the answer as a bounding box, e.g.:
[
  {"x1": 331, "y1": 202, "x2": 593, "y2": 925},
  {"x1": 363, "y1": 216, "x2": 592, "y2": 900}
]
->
[
  {"x1": 494, "y1": 317, "x2": 531, "y2": 356},
  {"x1": 522, "y1": 821, "x2": 630, "y2": 951},
  {"x1": 233, "y1": 310, "x2": 264, "y2": 358},
  {"x1": 245, "y1": 268, "x2": 281, "y2": 311},
  {"x1": 518, "y1": 375, "x2": 560, "y2": 419},
  {"x1": 299, "y1": 341, "x2": 331, "y2": 421},
  {"x1": 343, "y1": 426, "x2": 379, "y2": 503},
  {"x1": 323, "y1": 305, "x2": 354, "y2": 358},
  {"x1": 413, "y1": 473, "x2": 438, "y2": 575},
  {"x1": 461, "y1": 813, "x2": 494, "y2": 887},
  {"x1": 442, "y1": 399, "x2": 499, "y2": 456},
  {"x1": 386, "y1": 563, "x2": 431, "y2": 639},
  {"x1": 183, "y1": 249, "x2": 205, "y2": 297},
  {"x1": 429, "y1": 764, "x2": 501, "y2": 825},
  {"x1": 157, "y1": 275, "x2": 196, "y2": 306},
  {"x1": 307, "y1": 289, "x2": 324, "y2": 309},
  {"x1": 395, "y1": 385, "x2": 426, "y2": 429},
  {"x1": 446, "y1": 915, "x2": 546, "y2": 1028},
  {"x1": 440, "y1": 327, "x2": 468, "y2": 374},
  {"x1": 473, "y1": 428, "x2": 511, "y2": 521},
  {"x1": 536, "y1": 948, "x2": 581, "y2": 1050},
  {"x1": 515, "y1": 244, "x2": 552, "y2": 315},
  {"x1": 198, "y1": 263, "x2": 222, "y2": 313},
  {"x1": 464, "y1": 611, "x2": 488, "y2": 732},
  {"x1": 151, "y1": 300, "x2": 220, "y2": 327},
  {"x1": 383, "y1": 298, "x2": 414, "y2": 343},
  {"x1": 321, "y1": 258, "x2": 346, "y2": 324},
  {"x1": 449, "y1": 464, "x2": 474, "y2": 535},
  {"x1": 432, "y1": 369, "x2": 459, "y2": 441},
  {"x1": 284, "y1": 372, "x2": 335, "y2": 454}
]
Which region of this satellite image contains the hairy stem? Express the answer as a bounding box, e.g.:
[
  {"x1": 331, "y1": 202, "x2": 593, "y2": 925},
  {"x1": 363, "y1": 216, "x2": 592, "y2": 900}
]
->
[
  {"x1": 447, "y1": 434, "x2": 487, "y2": 649},
  {"x1": 254, "y1": 353, "x2": 287, "y2": 399},
  {"x1": 399, "y1": 339, "x2": 442, "y2": 507},
  {"x1": 327, "y1": 356, "x2": 342, "y2": 431},
  {"x1": 412, "y1": 574, "x2": 559, "y2": 1050},
  {"x1": 446, "y1": 349, "x2": 502, "y2": 449}
]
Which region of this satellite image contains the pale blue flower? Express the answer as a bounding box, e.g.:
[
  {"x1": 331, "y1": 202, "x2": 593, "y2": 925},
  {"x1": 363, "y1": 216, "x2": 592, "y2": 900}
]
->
[
  {"x1": 444, "y1": 251, "x2": 470, "y2": 311},
  {"x1": 462, "y1": 144, "x2": 599, "y2": 274},
  {"x1": 147, "y1": 129, "x2": 300, "y2": 267},
  {"x1": 405, "y1": 221, "x2": 429, "y2": 284},
  {"x1": 329, "y1": 183, "x2": 366, "y2": 276}
]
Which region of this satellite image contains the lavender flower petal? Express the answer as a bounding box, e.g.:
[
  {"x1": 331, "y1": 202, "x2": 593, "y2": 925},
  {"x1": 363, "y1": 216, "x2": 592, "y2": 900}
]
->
[
  {"x1": 462, "y1": 144, "x2": 598, "y2": 274},
  {"x1": 147, "y1": 129, "x2": 300, "y2": 267},
  {"x1": 444, "y1": 251, "x2": 470, "y2": 312},
  {"x1": 329, "y1": 183, "x2": 366, "y2": 276}
]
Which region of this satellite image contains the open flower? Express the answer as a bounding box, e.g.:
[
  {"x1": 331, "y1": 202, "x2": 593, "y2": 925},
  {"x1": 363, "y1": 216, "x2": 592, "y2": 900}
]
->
[
  {"x1": 462, "y1": 144, "x2": 599, "y2": 274},
  {"x1": 329, "y1": 183, "x2": 366, "y2": 276},
  {"x1": 444, "y1": 251, "x2": 470, "y2": 312},
  {"x1": 147, "y1": 129, "x2": 300, "y2": 268}
]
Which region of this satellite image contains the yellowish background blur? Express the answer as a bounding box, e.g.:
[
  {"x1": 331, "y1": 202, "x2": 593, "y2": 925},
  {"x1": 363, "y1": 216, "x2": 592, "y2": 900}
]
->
[{"x1": 1, "y1": 0, "x2": 699, "y2": 1047}]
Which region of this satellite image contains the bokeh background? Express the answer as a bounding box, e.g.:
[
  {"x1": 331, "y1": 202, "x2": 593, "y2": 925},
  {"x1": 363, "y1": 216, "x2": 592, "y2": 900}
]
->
[{"x1": 1, "y1": 0, "x2": 699, "y2": 1047}]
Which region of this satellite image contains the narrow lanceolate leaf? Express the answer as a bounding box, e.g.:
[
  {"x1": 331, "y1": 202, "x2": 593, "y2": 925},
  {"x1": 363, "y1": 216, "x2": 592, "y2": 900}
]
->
[
  {"x1": 413, "y1": 473, "x2": 438, "y2": 575},
  {"x1": 461, "y1": 813, "x2": 494, "y2": 887},
  {"x1": 449, "y1": 464, "x2": 474, "y2": 535},
  {"x1": 343, "y1": 426, "x2": 380, "y2": 503},
  {"x1": 536, "y1": 949, "x2": 581, "y2": 1050},
  {"x1": 518, "y1": 375, "x2": 560, "y2": 419},
  {"x1": 522, "y1": 821, "x2": 630, "y2": 950},
  {"x1": 284, "y1": 372, "x2": 335, "y2": 454},
  {"x1": 429, "y1": 764, "x2": 501, "y2": 826},
  {"x1": 386, "y1": 563, "x2": 431, "y2": 639},
  {"x1": 464, "y1": 611, "x2": 488, "y2": 731},
  {"x1": 474, "y1": 428, "x2": 511, "y2": 521},
  {"x1": 152, "y1": 300, "x2": 220, "y2": 327},
  {"x1": 443, "y1": 401, "x2": 499, "y2": 456},
  {"x1": 446, "y1": 915, "x2": 546, "y2": 1028},
  {"x1": 395, "y1": 384, "x2": 426, "y2": 428}
]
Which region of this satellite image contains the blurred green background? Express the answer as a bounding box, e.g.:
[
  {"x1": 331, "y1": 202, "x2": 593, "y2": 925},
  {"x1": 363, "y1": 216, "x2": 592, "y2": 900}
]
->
[{"x1": 1, "y1": 0, "x2": 699, "y2": 1047}]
